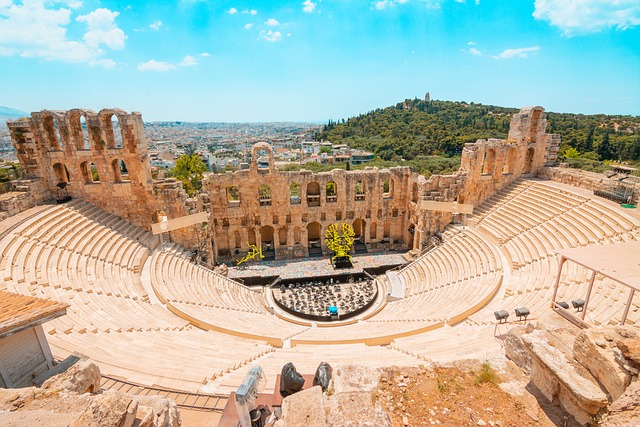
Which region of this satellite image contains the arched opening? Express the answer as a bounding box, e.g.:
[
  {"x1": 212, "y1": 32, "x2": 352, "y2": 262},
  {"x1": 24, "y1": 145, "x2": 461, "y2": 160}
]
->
[
  {"x1": 248, "y1": 229, "x2": 256, "y2": 246},
  {"x1": 258, "y1": 184, "x2": 271, "y2": 206},
  {"x1": 81, "y1": 162, "x2": 99, "y2": 183},
  {"x1": 504, "y1": 147, "x2": 517, "y2": 174},
  {"x1": 326, "y1": 181, "x2": 337, "y2": 202},
  {"x1": 307, "y1": 222, "x2": 322, "y2": 257},
  {"x1": 306, "y1": 182, "x2": 320, "y2": 207},
  {"x1": 408, "y1": 223, "x2": 416, "y2": 249},
  {"x1": 111, "y1": 114, "x2": 123, "y2": 149},
  {"x1": 355, "y1": 179, "x2": 365, "y2": 201},
  {"x1": 42, "y1": 115, "x2": 62, "y2": 151},
  {"x1": 112, "y1": 159, "x2": 129, "y2": 183},
  {"x1": 279, "y1": 226, "x2": 287, "y2": 246},
  {"x1": 411, "y1": 183, "x2": 418, "y2": 203},
  {"x1": 53, "y1": 163, "x2": 70, "y2": 184},
  {"x1": 524, "y1": 147, "x2": 535, "y2": 174},
  {"x1": 80, "y1": 115, "x2": 90, "y2": 150},
  {"x1": 370, "y1": 221, "x2": 377, "y2": 240},
  {"x1": 482, "y1": 148, "x2": 496, "y2": 175},
  {"x1": 294, "y1": 226, "x2": 301, "y2": 244},
  {"x1": 383, "y1": 220, "x2": 391, "y2": 242},
  {"x1": 353, "y1": 218, "x2": 365, "y2": 240},
  {"x1": 289, "y1": 182, "x2": 300, "y2": 205},
  {"x1": 227, "y1": 185, "x2": 240, "y2": 202},
  {"x1": 260, "y1": 226, "x2": 275, "y2": 258},
  {"x1": 382, "y1": 178, "x2": 393, "y2": 199},
  {"x1": 234, "y1": 230, "x2": 241, "y2": 252},
  {"x1": 90, "y1": 163, "x2": 100, "y2": 182}
]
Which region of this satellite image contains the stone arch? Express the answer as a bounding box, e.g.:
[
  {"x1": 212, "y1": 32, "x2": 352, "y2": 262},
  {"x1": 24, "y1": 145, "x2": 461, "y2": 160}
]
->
[
  {"x1": 260, "y1": 225, "x2": 274, "y2": 248},
  {"x1": 326, "y1": 181, "x2": 337, "y2": 202},
  {"x1": 383, "y1": 220, "x2": 391, "y2": 240},
  {"x1": 65, "y1": 109, "x2": 94, "y2": 151},
  {"x1": 306, "y1": 181, "x2": 321, "y2": 206},
  {"x1": 278, "y1": 226, "x2": 287, "y2": 246},
  {"x1": 411, "y1": 183, "x2": 418, "y2": 203},
  {"x1": 370, "y1": 221, "x2": 377, "y2": 240},
  {"x1": 53, "y1": 162, "x2": 70, "y2": 184},
  {"x1": 524, "y1": 147, "x2": 535, "y2": 174},
  {"x1": 353, "y1": 218, "x2": 365, "y2": 240},
  {"x1": 504, "y1": 146, "x2": 517, "y2": 174},
  {"x1": 112, "y1": 159, "x2": 130, "y2": 183},
  {"x1": 482, "y1": 148, "x2": 496, "y2": 175},
  {"x1": 307, "y1": 222, "x2": 321, "y2": 241},
  {"x1": 248, "y1": 229, "x2": 256, "y2": 246},
  {"x1": 251, "y1": 142, "x2": 274, "y2": 172},
  {"x1": 98, "y1": 109, "x2": 127, "y2": 149},
  {"x1": 80, "y1": 161, "x2": 100, "y2": 183},
  {"x1": 41, "y1": 112, "x2": 62, "y2": 151}
]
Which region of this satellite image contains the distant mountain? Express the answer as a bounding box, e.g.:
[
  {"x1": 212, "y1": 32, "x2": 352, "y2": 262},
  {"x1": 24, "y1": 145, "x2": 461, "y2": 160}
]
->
[{"x1": 0, "y1": 106, "x2": 28, "y2": 119}]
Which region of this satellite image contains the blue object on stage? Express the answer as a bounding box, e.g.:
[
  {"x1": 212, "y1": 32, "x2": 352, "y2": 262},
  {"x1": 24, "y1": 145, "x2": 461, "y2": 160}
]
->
[{"x1": 328, "y1": 306, "x2": 338, "y2": 315}]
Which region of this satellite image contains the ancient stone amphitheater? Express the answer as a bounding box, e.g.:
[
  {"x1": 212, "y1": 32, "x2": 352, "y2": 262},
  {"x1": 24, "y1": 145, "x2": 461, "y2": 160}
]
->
[{"x1": 2, "y1": 106, "x2": 639, "y2": 412}]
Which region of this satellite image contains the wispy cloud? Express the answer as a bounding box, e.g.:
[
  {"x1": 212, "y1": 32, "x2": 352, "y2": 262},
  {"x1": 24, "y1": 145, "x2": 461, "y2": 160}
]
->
[
  {"x1": 227, "y1": 7, "x2": 238, "y2": 15},
  {"x1": 302, "y1": 0, "x2": 316, "y2": 13},
  {"x1": 149, "y1": 20, "x2": 162, "y2": 30},
  {"x1": 138, "y1": 60, "x2": 175, "y2": 71},
  {"x1": 533, "y1": 0, "x2": 640, "y2": 36},
  {"x1": 244, "y1": 23, "x2": 254, "y2": 29},
  {"x1": 265, "y1": 18, "x2": 280, "y2": 26},
  {"x1": 0, "y1": 2, "x2": 125, "y2": 68},
  {"x1": 138, "y1": 54, "x2": 204, "y2": 71},
  {"x1": 465, "y1": 45, "x2": 540, "y2": 59},
  {"x1": 259, "y1": 30, "x2": 282, "y2": 42},
  {"x1": 242, "y1": 9, "x2": 258, "y2": 15}
]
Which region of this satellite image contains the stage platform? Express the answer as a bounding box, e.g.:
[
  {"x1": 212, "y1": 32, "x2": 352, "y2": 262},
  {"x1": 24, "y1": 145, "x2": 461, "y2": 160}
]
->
[{"x1": 228, "y1": 252, "x2": 408, "y2": 281}]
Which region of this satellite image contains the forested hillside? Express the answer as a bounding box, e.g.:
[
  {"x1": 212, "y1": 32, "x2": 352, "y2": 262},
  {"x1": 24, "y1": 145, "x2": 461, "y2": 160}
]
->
[{"x1": 316, "y1": 99, "x2": 640, "y2": 171}]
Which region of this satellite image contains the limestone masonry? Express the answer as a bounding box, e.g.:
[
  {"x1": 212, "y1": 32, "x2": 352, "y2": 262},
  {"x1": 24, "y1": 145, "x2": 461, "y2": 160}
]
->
[{"x1": 6, "y1": 106, "x2": 559, "y2": 263}]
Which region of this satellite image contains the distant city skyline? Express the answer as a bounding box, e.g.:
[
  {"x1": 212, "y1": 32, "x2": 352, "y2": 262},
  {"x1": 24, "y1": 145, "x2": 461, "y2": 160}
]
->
[{"x1": 1, "y1": 0, "x2": 638, "y2": 122}]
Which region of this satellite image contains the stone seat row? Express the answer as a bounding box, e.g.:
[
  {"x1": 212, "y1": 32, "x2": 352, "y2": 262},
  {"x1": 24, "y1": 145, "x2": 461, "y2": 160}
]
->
[{"x1": 47, "y1": 327, "x2": 274, "y2": 392}]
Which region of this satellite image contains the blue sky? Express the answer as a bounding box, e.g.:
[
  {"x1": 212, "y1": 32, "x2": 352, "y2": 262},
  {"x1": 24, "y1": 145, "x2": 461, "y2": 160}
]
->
[{"x1": 1, "y1": 0, "x2": 638, "y2": 121}]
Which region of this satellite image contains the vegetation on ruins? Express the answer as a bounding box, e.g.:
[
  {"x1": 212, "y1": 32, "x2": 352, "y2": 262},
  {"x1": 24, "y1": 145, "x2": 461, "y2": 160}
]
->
[
  {"x1": 167, "y1": 153, "x2": 206, "y2": 196},
  {"x1": 0, "y1": 162, "x2": 22, "y2": 182},
  {"x1": 316, "y1": 99, "x2": 640, "y2": 175}
]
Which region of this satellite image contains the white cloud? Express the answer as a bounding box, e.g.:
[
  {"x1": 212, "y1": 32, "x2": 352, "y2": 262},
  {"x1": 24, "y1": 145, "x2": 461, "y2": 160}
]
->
[
  {"x1": 179, "y1": 55, "x2": 197, "y2": 66},
  {"x1": 200, "y1": 52, "x2": 210, "y2": 57},
  {"x1": 259, "y1": 30, "x2": 282, "y2": 42},
  {"x1": 495, "y1": 46, "x2": 539, "y2": 59},
  {"x1": 228, "y1": 7, "x2": 237, "y2": 15},
  {"x1": 244, "y1": 22, "x2": 253, "y2": 29},
  {"x1": 0, "y1": 1, "x2": 125, "y2": 67},
  {"x1": 533, "y1": 0, "x2": 640, "y2": 36},
  {"x1": 467, "y1": 41, "x2": 477, "y2": 45},
  {"x1": 242, "y1": 9, "x2": 257, "y2": 15},
  {"x1": 373, "y1": 0, "x2": 413, "y2": 10},
  {"x1": 465, "y1": 45, "x2": 540, "y2": 59},
  {"x1": 76, "y1": 8, "x2": 126, "y2": 50},
  {"x1": 265, "y1": 18, "x2": 279, "y2": 26},
  {"x1": 149, "y1": 20, "x2": 162, "y2": 30},
  {"x1": 137, "y1": 59, "x2": 176, "y2": 71},
  {"x1": 302, "y1": 0, "x2": 316, "y2": 13}
]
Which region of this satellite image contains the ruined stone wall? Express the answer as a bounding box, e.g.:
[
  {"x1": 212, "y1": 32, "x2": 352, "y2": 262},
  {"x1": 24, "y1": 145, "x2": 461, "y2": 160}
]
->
[
  {"x1": 538, "y1": 166, "x2": 609, "y2": 192},
  {"x1": 0, "y1": 179, "x2": 50, "y2": 222},
  {"x1": 6, "y1": 105, "x2": 560, "y2": 263},
  {"x1": 7, "y1": 109, "x2": 196, "y2": 239}
]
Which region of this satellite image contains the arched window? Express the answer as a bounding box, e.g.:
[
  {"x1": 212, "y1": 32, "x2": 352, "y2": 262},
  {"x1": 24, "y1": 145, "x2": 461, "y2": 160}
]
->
[
  {"x1": 524, "y1": 147, "x2": 535, "y2": 174},
  {"x1": 112, "y1": 159, "x2": 130, "y2": 183},
  {"x1": 383, "y1": 220, "x2": 391, "y2": 240},
  {"x1": 289, "y1": 183, "x2": 301, "y2": 205},
  {"x1": 279, "y1": 226, "x2": 287, "y2": 246},
  {"x1": 503, "y1": 147, "x2": 517, "y2": 174},
  {"x1": 482, "y1": 148, "x2": 496, "y2": 175},
  {"x1": 43, "y1": 115, "x2": 62, "y2": 151},
  {"x1": 53, "y1": 163, "x2": 70, "y2": 184},
  {"x1": 294, "y1": 226, "x2": 301, "y2": 244},
  {"x1": 80, "y1": 115, "x2": 90, "y2": 150},
  {"x1": 258, "y1": 184, "x2": 271, "y2": 206},
  {"x1": 111, "y1": 114, "x2": 123, "y2": 149},
  {"x1": 80, "y1": 161, "x2": 100, "y2": 183},
  {"x1": 307, "y1": 182, "x2": 320, "y2": 207},
  {"x1": 370, "y1": 221, "x2": 377, "y2": 240},
  {"x1": 355, "y1": 180, "x2": 365, "y2": 201},
  {"x1": 382, "y1": 178, "x2": 393, "y2": 199},
  {"x1": 227, "y1": 185, "x2": 240, "y2": 202},
  {"x1": 326, "y1": 181, "x2": 337, "y2": 202}
]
